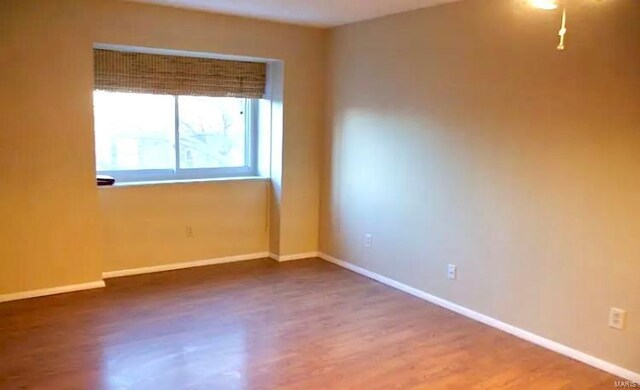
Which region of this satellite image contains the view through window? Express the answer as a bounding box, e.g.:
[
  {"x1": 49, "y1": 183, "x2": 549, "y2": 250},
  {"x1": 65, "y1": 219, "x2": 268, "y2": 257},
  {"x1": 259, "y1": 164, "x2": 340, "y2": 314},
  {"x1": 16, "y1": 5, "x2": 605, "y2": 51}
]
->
[{"x1": 94, "y1": 91, "x2": 256, "y2": 182}]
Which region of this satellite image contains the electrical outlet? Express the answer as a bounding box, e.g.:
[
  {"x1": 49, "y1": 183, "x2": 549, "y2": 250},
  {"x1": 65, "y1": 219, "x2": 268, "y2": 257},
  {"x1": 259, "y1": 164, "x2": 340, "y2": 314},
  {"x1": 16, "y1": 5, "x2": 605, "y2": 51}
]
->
[
  {"x1": 447, "y1": 264, "x2": 457, "y2": 280},
  {"x1": 609, "y1": 307, "x2": 626, "y2": 330},
  {"x1": 185, "y1": 226, "x2": 194, "y2": 238},
  {"x1": 364, "y1": 233, "x2": 373, "y2": 248}
]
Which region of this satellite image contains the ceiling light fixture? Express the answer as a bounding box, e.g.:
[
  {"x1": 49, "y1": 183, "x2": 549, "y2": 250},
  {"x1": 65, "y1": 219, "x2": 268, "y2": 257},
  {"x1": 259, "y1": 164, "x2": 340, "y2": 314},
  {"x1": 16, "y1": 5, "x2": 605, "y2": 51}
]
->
[
  {"x1": 530, "y1": 0, "x2": 559, "y2": 10},
  {"x1": 529, "y1": 0, "x2": 607, "y2": 51},
  {"x1": 530, "y1": 0, "x2": 568, "y2": 50}
]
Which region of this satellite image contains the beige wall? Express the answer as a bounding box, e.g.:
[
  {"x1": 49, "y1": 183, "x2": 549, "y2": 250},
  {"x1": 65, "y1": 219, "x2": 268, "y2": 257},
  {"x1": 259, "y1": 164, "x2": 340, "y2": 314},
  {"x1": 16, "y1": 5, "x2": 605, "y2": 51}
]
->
[
  {"x1": 0, "y1": 0, "x2": 104, "y2": 294},
  {"x1": 0, "y1": 0, "x2": 325, "y2": 294},
  {"x1": 99, "y1": 180, "x2": 269, "y2": 272},
  {"x1": 322, "y1": 0, "x2": 639, "y2": 372}
]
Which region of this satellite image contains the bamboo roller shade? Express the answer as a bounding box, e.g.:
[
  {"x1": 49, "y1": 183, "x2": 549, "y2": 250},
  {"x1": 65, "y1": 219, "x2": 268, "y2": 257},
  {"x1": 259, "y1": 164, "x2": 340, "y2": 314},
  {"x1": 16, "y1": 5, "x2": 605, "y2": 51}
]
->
[{"x1": 94, "y1": 49, "x2": 266, "y2": 98}]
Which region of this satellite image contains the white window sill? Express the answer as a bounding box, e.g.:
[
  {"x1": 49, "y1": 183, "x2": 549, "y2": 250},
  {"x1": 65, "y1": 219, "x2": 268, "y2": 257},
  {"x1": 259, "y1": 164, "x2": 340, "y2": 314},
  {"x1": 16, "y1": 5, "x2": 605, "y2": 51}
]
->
[{"x1": 98, "y1": 176, "x2": 269, "y2": 189}]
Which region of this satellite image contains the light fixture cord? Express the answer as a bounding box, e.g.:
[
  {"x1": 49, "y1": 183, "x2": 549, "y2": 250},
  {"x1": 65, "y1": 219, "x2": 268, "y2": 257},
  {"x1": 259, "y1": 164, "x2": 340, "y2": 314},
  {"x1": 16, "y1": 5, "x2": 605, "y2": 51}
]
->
[{"x1": 557, "y1": 6, "x2": 567, "y2": 50}]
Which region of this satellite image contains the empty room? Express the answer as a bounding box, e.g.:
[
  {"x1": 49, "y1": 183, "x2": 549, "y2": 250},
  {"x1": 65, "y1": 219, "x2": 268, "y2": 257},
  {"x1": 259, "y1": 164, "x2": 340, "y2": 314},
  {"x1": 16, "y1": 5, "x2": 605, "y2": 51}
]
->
[{"x1": 0, "y1": 0, "x2": 638, "y2": 388}]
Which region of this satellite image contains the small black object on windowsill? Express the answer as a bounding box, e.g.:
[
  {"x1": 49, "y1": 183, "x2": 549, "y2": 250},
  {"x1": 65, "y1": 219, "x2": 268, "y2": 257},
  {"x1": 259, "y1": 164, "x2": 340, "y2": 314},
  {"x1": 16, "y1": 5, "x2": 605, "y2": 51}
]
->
[{"x1": 97, "y1": 175, "x2": 116, "y2": 187}]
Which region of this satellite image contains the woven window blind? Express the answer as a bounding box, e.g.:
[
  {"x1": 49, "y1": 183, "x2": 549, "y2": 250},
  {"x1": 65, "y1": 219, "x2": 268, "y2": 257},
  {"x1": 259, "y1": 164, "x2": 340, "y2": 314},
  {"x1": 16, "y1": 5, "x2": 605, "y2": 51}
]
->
[{"x1": 94, "y1": 49, "x2": 266, "y2": 98}]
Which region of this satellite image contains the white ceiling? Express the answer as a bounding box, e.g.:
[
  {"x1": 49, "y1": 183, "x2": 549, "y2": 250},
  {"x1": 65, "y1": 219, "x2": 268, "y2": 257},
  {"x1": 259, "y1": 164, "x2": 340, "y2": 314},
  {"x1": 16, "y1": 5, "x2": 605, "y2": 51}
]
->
[{"x1": 125, "y1": 0, "x2": 463, "y2": 27}]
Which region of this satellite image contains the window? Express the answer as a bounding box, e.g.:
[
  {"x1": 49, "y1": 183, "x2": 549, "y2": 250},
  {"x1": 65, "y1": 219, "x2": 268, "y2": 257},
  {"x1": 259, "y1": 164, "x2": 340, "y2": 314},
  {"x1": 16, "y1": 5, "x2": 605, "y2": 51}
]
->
[
  {"x1": 92, "y1": 47, "x2": 267, "y2": 184},
  {"x1": 93, "y1": 91, "x2": 257, "y2": 182}
]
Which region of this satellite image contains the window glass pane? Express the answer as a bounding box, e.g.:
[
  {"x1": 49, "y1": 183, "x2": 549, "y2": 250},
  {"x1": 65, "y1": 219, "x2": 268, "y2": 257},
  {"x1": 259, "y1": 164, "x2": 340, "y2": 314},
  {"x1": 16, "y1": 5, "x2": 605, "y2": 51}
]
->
[
  {"x1": 178, "y1": 96, "x2": 247, "y2": 169},
  {"x1": 94, "y1": 91, "x2": 175, "y2": 171}
]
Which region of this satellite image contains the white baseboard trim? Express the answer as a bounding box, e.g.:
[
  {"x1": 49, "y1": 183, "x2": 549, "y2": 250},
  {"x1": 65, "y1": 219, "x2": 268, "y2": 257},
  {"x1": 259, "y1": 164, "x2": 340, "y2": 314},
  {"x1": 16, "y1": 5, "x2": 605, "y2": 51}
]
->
[
  {"x1": 0, "y1": 280, "x2": 106, "y2": 303},
  {"x1": 319, "y1": 252, "x2": 640, "y2": 384},
  {"x1": 269, "y1": 252, "x2": 320, "y2": 262},
  {"x1": 102, "y1": 252, "x2": 270, "y2": 279}
]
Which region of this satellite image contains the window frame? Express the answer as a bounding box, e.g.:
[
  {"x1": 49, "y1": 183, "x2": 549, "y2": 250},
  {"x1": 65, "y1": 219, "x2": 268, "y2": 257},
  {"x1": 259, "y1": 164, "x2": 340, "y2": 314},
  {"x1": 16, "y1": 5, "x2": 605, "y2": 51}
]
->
[{"x1": 95, "y1": 94, "x2": 259, "y2": 183}]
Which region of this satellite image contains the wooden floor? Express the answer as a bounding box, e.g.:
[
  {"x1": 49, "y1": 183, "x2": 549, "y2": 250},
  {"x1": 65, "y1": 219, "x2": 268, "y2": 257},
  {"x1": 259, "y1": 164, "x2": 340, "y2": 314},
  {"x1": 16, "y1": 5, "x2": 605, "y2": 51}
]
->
[{"x1": 0, "y1": 258, "x2": 618, "y2": 389}]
